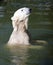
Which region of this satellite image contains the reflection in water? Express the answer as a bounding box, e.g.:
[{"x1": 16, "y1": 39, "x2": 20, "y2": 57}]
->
[
  {"x1": 7, "y1": 45, "x2": 48, "y2": 65},
  {"x1": 8, "y1": 46, "x2": 29, "y2": 65},
  {"x1": 0, "y1": 44, "x2": 53, "y2": 65}
]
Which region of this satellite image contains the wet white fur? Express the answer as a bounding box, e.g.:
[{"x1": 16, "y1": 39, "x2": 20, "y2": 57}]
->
[{"x1": 7, "y1": 7, "x2": 30, "y2": 46}]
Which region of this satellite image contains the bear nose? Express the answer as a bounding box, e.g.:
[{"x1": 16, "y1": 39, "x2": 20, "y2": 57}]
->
[{"x1": 29, "y1": 8, "x2": 32, "y2": 13}]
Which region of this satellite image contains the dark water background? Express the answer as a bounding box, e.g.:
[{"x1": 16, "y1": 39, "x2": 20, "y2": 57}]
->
[{"x1": 0, "y1": 0, "x2": 53, "y2": 65}]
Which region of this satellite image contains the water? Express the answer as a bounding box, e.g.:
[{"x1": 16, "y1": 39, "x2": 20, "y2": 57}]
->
[{"x1": 0, "y1": 0, "x2": 53, "y2": 65}]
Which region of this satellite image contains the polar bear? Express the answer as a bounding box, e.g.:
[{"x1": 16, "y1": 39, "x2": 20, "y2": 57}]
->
[{"x1": 7, "y1": 7, "x2": 31, "y2": 46}]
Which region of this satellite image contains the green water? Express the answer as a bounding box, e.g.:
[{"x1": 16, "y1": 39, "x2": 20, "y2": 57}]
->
[{"x1": 0, "y1": 0, "x2": 53, "y2": 65}]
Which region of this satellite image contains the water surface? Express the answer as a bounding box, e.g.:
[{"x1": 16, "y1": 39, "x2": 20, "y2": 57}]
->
[{"x1": 0, "y1": 0, "x2": 53, "y2": 65}]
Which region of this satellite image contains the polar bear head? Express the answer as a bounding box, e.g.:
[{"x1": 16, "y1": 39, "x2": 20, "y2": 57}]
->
[{"x1": 11, "y1": 7, "x2": 31, "y2": 21}]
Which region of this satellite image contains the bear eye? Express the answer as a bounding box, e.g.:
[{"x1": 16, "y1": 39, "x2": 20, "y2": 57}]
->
[{"x1": 21, "y1": 9, "x2": 23, "y2": 11}]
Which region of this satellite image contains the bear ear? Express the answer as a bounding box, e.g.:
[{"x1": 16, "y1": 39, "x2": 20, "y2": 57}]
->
[
  {"x1": 11, "y1": 17, "x2": 13, "y2": 20},
  {"x1": 11, "y1": 16, "x2": 18, "y2": 21}
]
